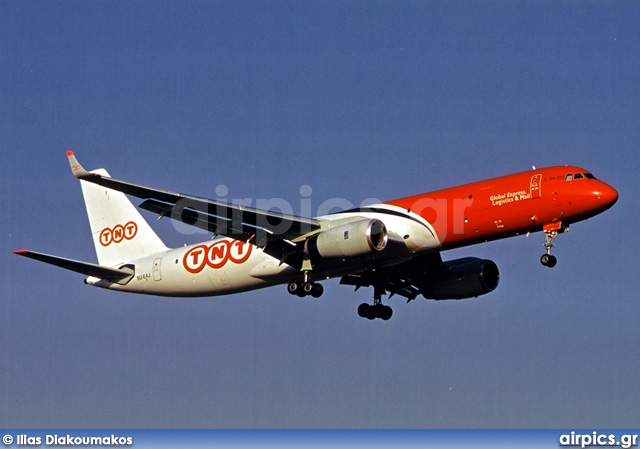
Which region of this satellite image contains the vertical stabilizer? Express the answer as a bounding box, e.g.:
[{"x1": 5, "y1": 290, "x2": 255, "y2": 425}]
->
[{"x1": 80, "y1": 168, "x2": 169, "y2": 266}]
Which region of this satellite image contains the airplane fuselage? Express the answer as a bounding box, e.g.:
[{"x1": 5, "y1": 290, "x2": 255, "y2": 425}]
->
[{"x1": 92, "y1": 165, "x2": 617, "y2": 297}]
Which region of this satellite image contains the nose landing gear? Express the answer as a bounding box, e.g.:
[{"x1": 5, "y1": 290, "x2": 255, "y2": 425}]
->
[
  {"x1": 540, "y1": 222, "x2": 568, "y2": 268},
  {"x1": 540, "y1": 252, "x2": 557, "y2": 268}
]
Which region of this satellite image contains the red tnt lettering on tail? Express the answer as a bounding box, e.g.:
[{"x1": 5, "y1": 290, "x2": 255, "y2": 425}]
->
[
  {"x1": 99, "y1": 228, "x2": 113, "y2": 246},
  {"x1": 183, "y1": 239, "x2": 253, "y2": 274},
  {"x1": 98, "y1": 221, "x2": 138, "y2": 247},
  {"x1": 125, "y1": 222, "x2": 137, "y2": 239},
  {"x1": 112, "y1": 225, "x2": 125, "y2": 244}
]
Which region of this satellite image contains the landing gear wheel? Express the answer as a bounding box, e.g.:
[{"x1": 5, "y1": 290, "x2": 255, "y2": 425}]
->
[
  {"x1": 287, "y1": 281, "x2": 300, "y2": 295},
  {"x1": 302, "y1": 282, "x2": 315, "y2": 295},
  {"x1": 358, "y1": 303, "x2": 393, "y2": 320},
  {"x1": 287, "y1": 281, "x2": 324, "y2": 298},
  {"x1": 358, "y1": 303, "x2": 375, "y2": 320},
  {"x1": 379, "y1": 305, "x2": 393, "y2": 321},
  {"x1": 540, "y1": 254, "x2": 557, "y2": 268},
  {"x1": 311, "y1": 283, "x2": 324, "y2": 298}
]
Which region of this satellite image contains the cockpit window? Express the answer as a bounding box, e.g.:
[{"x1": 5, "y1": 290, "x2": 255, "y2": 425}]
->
[{"x1": 566, "y1": 172, "x2": 597, "y2": 181}]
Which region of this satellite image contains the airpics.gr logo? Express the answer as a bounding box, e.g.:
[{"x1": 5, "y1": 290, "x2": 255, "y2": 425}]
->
[
  {"x1": 183, "y1": 240, "x2": 252, "y2": 274},
  {"x1": 99, "y1": 221, "x2": 138, "y2": 247}
]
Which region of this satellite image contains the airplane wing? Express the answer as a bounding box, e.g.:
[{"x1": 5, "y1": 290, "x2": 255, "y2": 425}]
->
[
  {"x1": 340, "y1": 252, "x2": 445, "y2": 301},
  {"x1": 67, "y1": 152, "x2": 321, "y2": 263},
  {"x1": 14, "y1": 250, "x2": 134, "y2": 283}
]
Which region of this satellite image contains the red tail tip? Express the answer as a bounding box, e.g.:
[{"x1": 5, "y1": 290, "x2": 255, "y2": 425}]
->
[
  {"x1": 66, "y1": 150, "x2": 74, "y2": 157},
  {"x1": 13, "y1": 250, "x2": 30, "y2": 254}
]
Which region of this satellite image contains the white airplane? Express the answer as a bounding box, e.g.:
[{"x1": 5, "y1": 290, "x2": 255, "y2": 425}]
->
[{"x1": 15, "y1": 152, "x2": 618, "y2": 320}]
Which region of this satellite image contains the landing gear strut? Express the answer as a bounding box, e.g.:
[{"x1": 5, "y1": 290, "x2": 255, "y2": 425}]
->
[
  {"x1": 357, "y1": 285, "x2": 393, "y2": 320},
  {"x1": 540, "y1": 222, "x2": 567, "y2": 268},
  {"x1": 540, "y1": 231, "x2": 557, "y2": 268}
]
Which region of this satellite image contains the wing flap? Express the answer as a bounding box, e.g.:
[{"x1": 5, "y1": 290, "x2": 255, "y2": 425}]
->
[
  {"x1": 340, "y1": 252, "x2": 444, "y2": 301},
  {"x1": 340, "y1": 272, "x2": 422, "y2": 301},
  {"x1": 139, "y1": 199, "x2": 258, "y2": 242}
]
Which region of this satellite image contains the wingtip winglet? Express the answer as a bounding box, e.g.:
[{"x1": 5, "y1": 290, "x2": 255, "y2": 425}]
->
[{"x1": 66, "y1": 150, "x2": 91, "y2": 178}]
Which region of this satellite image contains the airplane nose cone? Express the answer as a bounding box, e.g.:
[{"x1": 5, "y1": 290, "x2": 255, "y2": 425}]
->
[{"x1": 595, "y1": 183, "x2": 618, "y2": 211}]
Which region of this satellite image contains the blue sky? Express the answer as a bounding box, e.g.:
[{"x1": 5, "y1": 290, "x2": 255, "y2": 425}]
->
[{"x1": 2, "y1": 1, "x2": 639, "y2": 428}]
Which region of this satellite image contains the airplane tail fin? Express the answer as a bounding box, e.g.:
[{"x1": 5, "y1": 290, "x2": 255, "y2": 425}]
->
[{"x1": 75, "y1": 160, "x2": 169, "y2": 267}]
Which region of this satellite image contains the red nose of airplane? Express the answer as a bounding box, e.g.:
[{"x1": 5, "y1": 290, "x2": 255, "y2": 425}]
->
[{"x1": 595, "y1": 182, "x2": 618, "y2": 211}]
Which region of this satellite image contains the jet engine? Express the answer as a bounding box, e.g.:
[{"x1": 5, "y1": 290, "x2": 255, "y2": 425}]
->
[
  {"x1": 305, "y1": 219, "x2": 388, "y2": 259},
  {"x1": 421, "y1": 257, "x2": 499, "y2": 300}
]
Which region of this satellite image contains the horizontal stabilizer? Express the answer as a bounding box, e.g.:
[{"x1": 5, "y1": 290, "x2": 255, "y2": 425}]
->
[{"x1": 13, "y1": 250, "x2": 134, "y2": 282}]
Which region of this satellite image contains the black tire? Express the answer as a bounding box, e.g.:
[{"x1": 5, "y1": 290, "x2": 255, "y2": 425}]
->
[
  {"x1": 311, "y1": 283, "x2": 324, "y2": 298},
  {"x1": 540, "y1": 254, "x2": 550, "y2": 266},
  {"x1": 357, "y1": 303, "x2": 370, "y2": 318},
  {"x1": 303, "y1": 282, "x2": 314, "y2": 294},
  {"x1": 287, "y1": 281, "x2": 300, "y2": 295},
  {"x1": 547, "y1": 255, "x2": 558, "y2": 268},
  {"x1": 380, "y1": 305, "x2": 393, "y2": 321}
]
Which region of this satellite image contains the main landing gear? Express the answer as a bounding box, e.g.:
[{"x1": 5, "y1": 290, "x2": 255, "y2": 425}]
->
[
  {"x1": 357, "y1": 285, "x2": 393, "y2": 321},
  {"x1": 287, "y1": 280, "x2": 324, "y2": 298},
  {"x1": 358, "y1": 302, "x2": 393, "y2": 320},
  {"x1": 540, "y1": 222, "x2": 568, "y2": 268}
]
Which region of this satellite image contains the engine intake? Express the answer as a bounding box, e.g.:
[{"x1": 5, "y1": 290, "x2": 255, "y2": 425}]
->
[
  {"x1": 421, "y1": 257, "x2": 499, "y2": 300},
  {"x1": 306, "y1": 219, "x2": 388, "y2": 259}
]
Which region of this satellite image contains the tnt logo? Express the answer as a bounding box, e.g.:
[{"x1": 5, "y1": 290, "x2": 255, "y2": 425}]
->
[
  {"x1": 183, "y1": 239, "x2": 252, "y2": 274},
  {"x1": 99, "y1": 221, "x2": 138, "y2": 247}
]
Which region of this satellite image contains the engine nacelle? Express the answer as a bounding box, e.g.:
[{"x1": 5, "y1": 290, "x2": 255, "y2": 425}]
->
[
  {"x1": 421, "y1": 257, "x2": 499, "y2": 300},
  {"x1": 305, "y1": 219, "x2": 388, "y2": 259}
]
